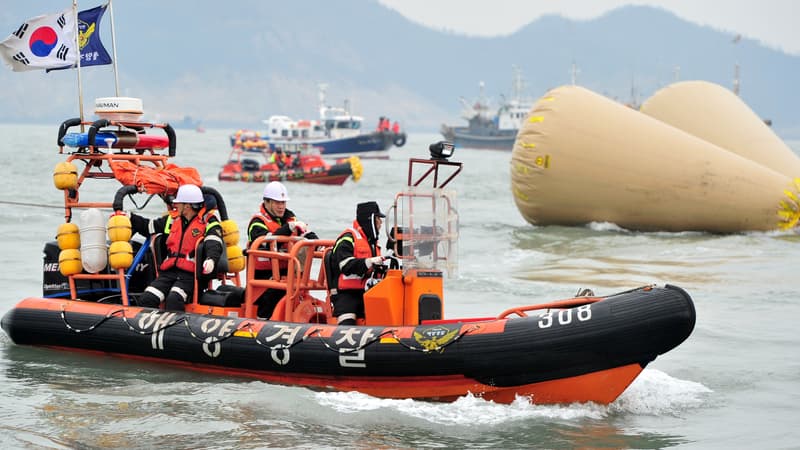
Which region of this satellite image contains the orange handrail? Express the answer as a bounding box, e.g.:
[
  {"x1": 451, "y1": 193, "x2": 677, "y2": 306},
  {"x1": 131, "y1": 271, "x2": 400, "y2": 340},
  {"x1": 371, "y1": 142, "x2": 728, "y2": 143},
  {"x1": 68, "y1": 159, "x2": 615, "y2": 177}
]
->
[{"x1": 497, "y1": 297, "x2": 603, "y2": 319}]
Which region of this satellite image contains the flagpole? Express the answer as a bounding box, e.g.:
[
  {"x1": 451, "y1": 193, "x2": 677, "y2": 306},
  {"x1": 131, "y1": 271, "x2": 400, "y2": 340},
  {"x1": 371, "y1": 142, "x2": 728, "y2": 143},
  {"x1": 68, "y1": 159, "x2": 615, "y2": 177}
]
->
[
  {"x1": 107, "y1": 0, "x2": 120, "y2": 96},
  {"x1": 73, "y1": 0, "x2": 85, "y2": 129}
]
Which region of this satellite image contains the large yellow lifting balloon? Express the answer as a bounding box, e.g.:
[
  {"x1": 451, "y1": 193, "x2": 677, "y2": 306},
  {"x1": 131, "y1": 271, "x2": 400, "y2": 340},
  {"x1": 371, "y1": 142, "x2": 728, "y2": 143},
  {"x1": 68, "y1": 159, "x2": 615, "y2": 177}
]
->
[
  {"x1": 640, "y1": 80, "x2": 800, "y2": 178},
  {"x1": 510, "y1": 84, "x2": 800, "y2": 232}
]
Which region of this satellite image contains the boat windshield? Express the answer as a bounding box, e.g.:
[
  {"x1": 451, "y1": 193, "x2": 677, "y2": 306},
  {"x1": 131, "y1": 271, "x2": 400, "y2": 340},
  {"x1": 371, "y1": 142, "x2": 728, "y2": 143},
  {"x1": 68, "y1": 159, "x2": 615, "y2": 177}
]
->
[{"x1": 392, "y1": 186, "x2": 458, "y2": 278}]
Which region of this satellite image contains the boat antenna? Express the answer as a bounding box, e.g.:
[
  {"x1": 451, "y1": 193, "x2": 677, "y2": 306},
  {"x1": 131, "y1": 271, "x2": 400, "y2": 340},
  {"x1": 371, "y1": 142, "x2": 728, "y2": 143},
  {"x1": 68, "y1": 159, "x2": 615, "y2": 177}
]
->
[
  {"x1": 511, "y1": 64, "x2": 524, "y2": 101},
  {"x1": 318, "y1": 82, "x2": 328, "y2": 118},
  {"x1": 318, "y1": 83, "x2": 328, "y2": 106},
  {"x1": 108, "y1": 0, "x2": 120, "y2": 96},
  {"x1": 570, "y1": 61, "x2": 580, "y2": 85}
]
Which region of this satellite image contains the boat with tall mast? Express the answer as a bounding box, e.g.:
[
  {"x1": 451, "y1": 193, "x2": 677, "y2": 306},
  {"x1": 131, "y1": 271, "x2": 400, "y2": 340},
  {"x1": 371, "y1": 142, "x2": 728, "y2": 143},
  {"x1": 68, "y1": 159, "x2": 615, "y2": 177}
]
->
[{"x1": 441, "y1": 66, "x2": 532, "y2": 150}]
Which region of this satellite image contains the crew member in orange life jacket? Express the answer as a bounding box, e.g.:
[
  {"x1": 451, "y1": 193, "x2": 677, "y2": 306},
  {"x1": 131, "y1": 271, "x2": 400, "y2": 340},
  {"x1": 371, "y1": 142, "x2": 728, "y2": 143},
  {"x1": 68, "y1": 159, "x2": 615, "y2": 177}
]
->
[
  {"x1": 268, "y1": 147, "x2": 292, "y2": 169},
  {"x1": 329, "y1": 201, "x2": 386, "y2": 325},
  {"x1": 129, "y1": 184, "x2": 224, "y2": 311},
  {"x1": 247, "y1": 181, "x2": 318, "y2": 318}
]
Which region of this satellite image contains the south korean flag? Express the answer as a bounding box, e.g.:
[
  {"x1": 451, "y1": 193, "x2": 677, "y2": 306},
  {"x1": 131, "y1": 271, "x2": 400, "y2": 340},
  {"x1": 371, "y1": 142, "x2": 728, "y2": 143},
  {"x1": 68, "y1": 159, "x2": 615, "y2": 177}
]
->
[{"x1": 0, "y1": 8, "x2": 78, "y2": 72}]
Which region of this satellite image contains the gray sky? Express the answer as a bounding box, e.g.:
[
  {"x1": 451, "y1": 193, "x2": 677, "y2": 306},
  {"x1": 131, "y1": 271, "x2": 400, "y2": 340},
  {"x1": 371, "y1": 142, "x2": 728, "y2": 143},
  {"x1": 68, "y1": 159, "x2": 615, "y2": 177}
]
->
[{"x1": 379, "y1": 0, "x2": 798, "y2": 55}]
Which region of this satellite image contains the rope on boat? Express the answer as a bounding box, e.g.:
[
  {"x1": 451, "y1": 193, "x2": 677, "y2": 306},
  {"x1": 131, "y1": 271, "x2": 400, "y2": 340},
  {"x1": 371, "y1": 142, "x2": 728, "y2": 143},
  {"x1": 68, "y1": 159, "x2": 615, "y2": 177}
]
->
[
  {"x1": 0, "y1": 199, "x2": 66, "y2": 209},
  {"x1": 236, "y1": 323, "x2": 333, "y2": 352},
  {"x1": 390, "y1": 324, "x2": 481, "y2": 353},
  {"x1": 60, "y1": 306, "x2": 127, "y2": 333},
  {"x1": 307, "y1": 328, "x2": 397, "y2": 355},
  {"x1": 119, "y1": 311, "x2": 185, "y2": 335},
  {"x1": 60, "y1": 306, "x2": 480, "y2": 354},
  {"x1": 180, "y1": 320, "x2": 258, "y2": 345}
]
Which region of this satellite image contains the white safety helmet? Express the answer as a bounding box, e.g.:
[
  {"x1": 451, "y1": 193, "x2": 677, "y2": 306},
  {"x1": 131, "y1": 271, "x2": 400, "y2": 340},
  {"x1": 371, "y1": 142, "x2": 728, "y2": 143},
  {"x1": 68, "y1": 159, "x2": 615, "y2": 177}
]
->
[
  {"x1": 263, "y1": 181, "x2": 290, "y2": 201},
  {"x1": 174, "y1": 184, "x2": 204, "y2": 204}
]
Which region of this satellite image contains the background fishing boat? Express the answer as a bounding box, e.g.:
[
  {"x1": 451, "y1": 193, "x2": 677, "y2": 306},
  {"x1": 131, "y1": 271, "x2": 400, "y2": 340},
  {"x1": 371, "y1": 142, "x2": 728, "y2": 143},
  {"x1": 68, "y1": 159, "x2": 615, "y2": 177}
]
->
[{"x1": 440, "y1": 67, "x2": 532, "y2": 151}]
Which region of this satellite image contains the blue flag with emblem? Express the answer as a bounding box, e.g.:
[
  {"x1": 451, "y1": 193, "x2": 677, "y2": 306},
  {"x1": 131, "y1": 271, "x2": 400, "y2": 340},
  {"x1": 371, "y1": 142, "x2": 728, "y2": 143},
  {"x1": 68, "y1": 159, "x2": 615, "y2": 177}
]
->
[
  {"x1": 75, "y1": 4, "x2": 112, "y2": 68},
  {"x1": 47, "y1": 4, "x2": 112, "y2": 71}
]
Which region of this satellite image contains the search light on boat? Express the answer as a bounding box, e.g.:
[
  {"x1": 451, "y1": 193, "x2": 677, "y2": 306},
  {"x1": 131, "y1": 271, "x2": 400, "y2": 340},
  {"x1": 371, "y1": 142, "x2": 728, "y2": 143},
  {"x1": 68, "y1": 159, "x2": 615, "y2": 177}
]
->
[{"x1": 429, "y1": 141, "x2": 455, "y2": 160}]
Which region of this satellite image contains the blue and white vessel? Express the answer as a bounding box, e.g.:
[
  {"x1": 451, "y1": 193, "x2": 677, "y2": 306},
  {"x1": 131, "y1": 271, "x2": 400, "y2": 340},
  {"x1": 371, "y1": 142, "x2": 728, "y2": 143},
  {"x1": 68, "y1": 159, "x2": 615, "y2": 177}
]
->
[{"x1": 262, "y1": 84, "x2": 406, "y2": 156}]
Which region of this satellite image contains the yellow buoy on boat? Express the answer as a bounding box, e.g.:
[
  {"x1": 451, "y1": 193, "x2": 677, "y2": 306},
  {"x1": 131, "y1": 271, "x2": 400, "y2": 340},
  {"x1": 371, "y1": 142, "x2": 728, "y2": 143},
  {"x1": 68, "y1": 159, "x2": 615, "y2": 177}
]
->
[
  {"x1": 107, "y1": 214, "x2": 132, "y2": 242},
  {"x1": 226, "y1": 244, "x2": 245, "y2": 273},
  {"x1": 221, "y1": 219, "x2": 240, "y2": 246},
  {"x1": 511, "y1": 84, "x2": 800, "y2": 232},
  {"x1": 58, "y1": 249, "x2": 82, "y2": 276},
  {"x1": 56, "y1": 222, "x2": 80, "y2": 250},
  {"x1": 53, "y1": 161, "x2": 78, "y2": 190},
  {"x1": 108, "y1": 241, "x2": 133, "y2": 270}
]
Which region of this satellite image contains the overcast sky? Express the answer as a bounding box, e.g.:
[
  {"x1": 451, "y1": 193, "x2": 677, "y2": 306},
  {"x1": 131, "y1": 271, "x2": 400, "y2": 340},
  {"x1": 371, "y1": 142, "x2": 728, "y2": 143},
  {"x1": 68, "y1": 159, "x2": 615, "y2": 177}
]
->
[{"x1": 379, "y1": 0, "x2": 798, "y2": 55}]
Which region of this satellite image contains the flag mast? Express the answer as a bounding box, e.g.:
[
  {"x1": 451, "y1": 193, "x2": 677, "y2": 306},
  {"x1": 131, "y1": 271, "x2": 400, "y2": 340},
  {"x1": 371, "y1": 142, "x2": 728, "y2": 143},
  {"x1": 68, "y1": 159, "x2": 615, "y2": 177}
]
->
[
  {"x1": 72, "y1": 0, "x2": 85, "y2": 126},
  {"x1": 107, "y1": 0, "x2": 120, "y2": 96}
]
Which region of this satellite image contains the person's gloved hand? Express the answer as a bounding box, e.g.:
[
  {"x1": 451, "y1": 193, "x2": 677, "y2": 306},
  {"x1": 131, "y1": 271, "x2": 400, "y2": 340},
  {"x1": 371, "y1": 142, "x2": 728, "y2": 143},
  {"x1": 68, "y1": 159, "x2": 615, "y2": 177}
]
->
[
  {"x1": 288, "y1": 221, "x2": 307, "y2": 235},
  {"x1": 365, "y1": 256, "x2": 385, "y2": 268},
  {"x1": 202, "y1": 259, "x2": 215, "y2": 275},
  {"x1": 302, "y1": 231, "x2": 319, "y2": 240}
]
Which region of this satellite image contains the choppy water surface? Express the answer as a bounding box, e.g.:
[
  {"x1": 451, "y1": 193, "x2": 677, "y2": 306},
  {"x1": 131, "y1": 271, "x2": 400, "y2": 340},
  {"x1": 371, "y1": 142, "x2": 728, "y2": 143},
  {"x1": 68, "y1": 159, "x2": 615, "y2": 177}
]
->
[{"x1": 0, "y1": 125, "x2": 798, "y2": 449}]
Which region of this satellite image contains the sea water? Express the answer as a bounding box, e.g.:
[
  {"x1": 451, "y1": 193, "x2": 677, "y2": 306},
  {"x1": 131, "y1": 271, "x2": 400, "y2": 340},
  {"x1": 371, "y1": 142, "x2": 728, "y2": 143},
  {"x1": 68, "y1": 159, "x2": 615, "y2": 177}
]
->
[{"x1": 0, "y1": 124, "x2": 798, "y2": 449}]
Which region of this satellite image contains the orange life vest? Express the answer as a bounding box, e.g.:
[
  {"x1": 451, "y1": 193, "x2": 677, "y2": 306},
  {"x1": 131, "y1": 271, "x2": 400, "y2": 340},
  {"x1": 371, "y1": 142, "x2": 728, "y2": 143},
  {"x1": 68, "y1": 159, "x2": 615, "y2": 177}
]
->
[
  {"x1": 249, "y1": 206, "x2": 296, "y2": 271},
  {"x1": 161, "y1": 208, "x2": 215, "y2": 273},
  {"x1": 335, "y1": 222, "x2": 380, "y2": 291}
]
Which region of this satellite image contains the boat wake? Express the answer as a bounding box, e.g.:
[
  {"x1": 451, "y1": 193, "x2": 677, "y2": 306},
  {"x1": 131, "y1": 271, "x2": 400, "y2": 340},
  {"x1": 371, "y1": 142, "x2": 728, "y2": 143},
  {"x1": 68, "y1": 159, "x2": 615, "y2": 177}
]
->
[{"x1": 314, "y1": 368, "x2": 711, "y2": 425}]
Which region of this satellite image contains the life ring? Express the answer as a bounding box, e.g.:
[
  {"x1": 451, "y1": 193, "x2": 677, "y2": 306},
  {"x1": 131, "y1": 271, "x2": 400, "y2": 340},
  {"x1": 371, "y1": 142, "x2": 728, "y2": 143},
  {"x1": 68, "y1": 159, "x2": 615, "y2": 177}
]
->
[{"x1": 393, "y1": 133, "x2": 407, "y2": 147}]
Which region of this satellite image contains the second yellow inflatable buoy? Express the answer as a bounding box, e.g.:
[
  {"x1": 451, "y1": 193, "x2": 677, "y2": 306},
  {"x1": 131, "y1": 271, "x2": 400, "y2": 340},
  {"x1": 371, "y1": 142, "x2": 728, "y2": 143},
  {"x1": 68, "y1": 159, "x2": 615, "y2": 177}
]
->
[
  {"x1": 226, "y1": 244, "x2": 245, "y2": 273},
  {"x1": 56, "y1": 222, "x2": 80, "y2": 250},
  {"x1": 58, "y1": 249, "x2": 82, "y2": 276},
  {"x1": 108, "y1": 241, "x2": 133, "y2": 270},
  {"x1": 107, "y1": 214, "x2": 132, "y2": 242},
  {"x1": 221, "y1": 219, "x2": 240, "y2": 246},
  {"x1": 53, "y1": 161, "x2": 78, "y2": 190}
]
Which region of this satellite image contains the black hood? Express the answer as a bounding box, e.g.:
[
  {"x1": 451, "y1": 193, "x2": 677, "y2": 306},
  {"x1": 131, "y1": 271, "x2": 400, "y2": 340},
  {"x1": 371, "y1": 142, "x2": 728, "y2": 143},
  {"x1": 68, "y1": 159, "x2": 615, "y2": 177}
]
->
[{"x1": 356, "y1": 201, "x2": 384, "y2": 244}]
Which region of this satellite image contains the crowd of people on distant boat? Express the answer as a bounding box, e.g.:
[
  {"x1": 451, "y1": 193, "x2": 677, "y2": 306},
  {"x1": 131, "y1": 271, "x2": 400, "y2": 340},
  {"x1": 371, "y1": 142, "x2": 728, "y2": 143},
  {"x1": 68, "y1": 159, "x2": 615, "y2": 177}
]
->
[
  {"x1": 376, "y1": 116, "x2": 401, "y2": 134},
  {"x1": 129, "y1": 181, "x2": 390, "y2": 325}
]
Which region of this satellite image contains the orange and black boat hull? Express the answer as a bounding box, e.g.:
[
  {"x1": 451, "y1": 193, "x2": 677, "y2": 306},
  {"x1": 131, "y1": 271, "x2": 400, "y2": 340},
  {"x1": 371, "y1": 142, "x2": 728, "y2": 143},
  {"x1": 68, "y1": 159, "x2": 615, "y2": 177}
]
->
[{"x1": 1, "y1": 285, "x2": 695, "y2": 404}]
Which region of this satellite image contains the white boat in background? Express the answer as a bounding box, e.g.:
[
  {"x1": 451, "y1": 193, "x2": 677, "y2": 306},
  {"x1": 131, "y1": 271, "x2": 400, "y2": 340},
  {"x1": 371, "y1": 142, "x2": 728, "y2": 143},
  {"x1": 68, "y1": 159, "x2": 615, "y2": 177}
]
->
[{"x1": 261, "y1": 84, "x2": 406, "y2": 156}]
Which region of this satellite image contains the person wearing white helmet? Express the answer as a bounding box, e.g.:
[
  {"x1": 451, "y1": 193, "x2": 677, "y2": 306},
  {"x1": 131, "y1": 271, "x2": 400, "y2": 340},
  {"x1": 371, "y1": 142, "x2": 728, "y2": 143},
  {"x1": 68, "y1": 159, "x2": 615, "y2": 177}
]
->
[
  {"x1": 247, "y1": 181, "x2": 318, "y2": 318},
  {"x1": 129, "y1": 183, "x2": 224, "y2": 311}
]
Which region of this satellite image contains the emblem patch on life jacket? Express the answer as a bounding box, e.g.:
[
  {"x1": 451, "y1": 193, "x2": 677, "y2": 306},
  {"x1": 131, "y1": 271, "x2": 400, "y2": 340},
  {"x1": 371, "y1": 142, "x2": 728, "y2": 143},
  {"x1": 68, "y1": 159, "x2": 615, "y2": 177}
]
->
[
  {"x1": 413, "y1": 325, "x2": 459, "y2": 352},
  {"x1": 192, "y1": 229, "x2": 200, "y2": 237}
]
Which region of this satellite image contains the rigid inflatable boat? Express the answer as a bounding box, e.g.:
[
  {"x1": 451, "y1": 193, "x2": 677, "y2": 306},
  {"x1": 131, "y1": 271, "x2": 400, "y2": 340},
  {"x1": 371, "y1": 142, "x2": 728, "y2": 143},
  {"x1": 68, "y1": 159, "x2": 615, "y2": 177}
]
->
[
  {"x1": 1, "y1": 115, "x2": 696, "y2": 404},
  {"x1": 218, "y1": 141, "x2": 362, "y2": 186}
]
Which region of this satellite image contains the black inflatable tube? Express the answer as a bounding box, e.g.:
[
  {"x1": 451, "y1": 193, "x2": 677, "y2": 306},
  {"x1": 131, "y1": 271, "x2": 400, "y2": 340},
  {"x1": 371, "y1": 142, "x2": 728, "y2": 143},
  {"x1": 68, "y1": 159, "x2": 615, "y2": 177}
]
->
[
  {"x1": 87, "y1": 119, "x2": 111, "y2": 150},
  {"x1": 164, "y1": 123, "x2": 176, "y2": 156},
  {"x1": 57, "y1": 118, "x2": 82, "y2": 147},
  {"x1": 112, "y1": 185, "x2": 140, "y2": 212},
  {"x1": 201, "y1": 186, "x2": 228, "y2": 220}
]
